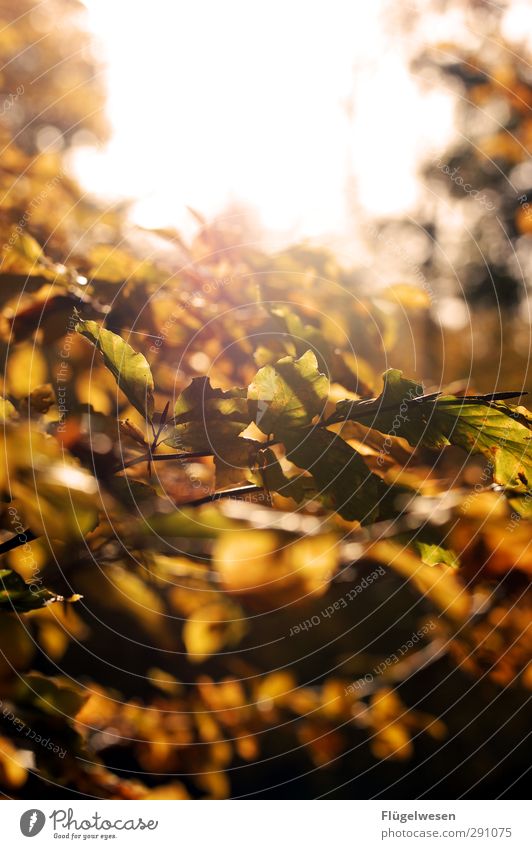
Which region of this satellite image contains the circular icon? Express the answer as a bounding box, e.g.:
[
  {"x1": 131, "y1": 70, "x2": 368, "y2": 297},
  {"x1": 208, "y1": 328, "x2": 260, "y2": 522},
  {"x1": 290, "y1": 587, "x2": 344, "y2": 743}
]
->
[{"x1": 20, "y1": 810, "x2": 46, "y2": 837}]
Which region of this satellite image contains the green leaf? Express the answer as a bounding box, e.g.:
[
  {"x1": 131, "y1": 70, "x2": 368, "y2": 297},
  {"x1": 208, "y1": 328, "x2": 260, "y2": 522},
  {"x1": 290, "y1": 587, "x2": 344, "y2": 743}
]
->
[
  {"x1": 0, "y1": 567, "x2": 77, "y2": 612},
  {"x1": 507, "y1": 489, "x2": 532, "y2": 519},
  {"x1": 6, "y1": 428, "x2": 100, "y2": 541},
  {"x1": 106, "y1": 477, "x2": 157, "y2": 509},
  {"x1": 77, "y1": 320, "x2": 154, "y2": 420},
  {"x1": 163, "y1": 377, "x2": 249, "y2": 452},
  {"x1": 248, "y1": 350, "x2": 329, "y2": 436},
  {"x1": 414, "y1": 541, "x2": 459, "y2": 568},
  {"x1": 13, "y1": 232, "x2": 44, "y2": 264},
  {"x1": 183, "y1": 600, "x2": 246, "y2": 663},
  {"x1": 283, "y1": 427, "x2": 384, "y2": 523},
  {"x1": 213, "y1": 438, "x2": 257, "y2": 489},
  {"x1": 254, "y1": 447, "x2": 308, "y2": 502},
  {"x1": 420, "y1": 400, "x2": 532, "y2": 491},
  {"x1": 163, "y1": 419, "x2": 245, "y2": 453},
  {"x1": 378, "y1": 368, "x2": 425, "y2": 406}
]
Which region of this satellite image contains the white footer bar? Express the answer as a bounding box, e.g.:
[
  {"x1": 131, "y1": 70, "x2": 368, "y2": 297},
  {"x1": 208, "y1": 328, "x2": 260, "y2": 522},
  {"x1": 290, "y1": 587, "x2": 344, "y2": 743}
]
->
[{"x1": 5, "y1": 800, "x2": 529, "y2": 848}]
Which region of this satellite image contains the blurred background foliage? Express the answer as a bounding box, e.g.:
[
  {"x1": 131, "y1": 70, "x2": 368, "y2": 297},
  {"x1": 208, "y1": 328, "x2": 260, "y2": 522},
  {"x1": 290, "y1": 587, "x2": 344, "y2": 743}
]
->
[
  {"x1": 364, "y1": 0, "x2": 532, "y2": 393},
  {"x1": 0, "y1": 0, "x2": 530, "y2": 800}
]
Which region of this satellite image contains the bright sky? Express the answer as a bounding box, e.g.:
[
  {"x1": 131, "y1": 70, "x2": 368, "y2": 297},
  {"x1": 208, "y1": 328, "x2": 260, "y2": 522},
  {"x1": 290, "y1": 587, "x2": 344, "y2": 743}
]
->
[{"x1": 72, "y1": 0, "x2": 456, "y2": 245}]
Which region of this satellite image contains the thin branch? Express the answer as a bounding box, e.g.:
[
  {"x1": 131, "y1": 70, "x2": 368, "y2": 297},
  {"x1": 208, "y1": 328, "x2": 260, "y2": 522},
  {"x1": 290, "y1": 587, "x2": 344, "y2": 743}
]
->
[
  {"x1": 114, "y1": 438, "x2": 279, "y2": 474},
  {"x1": 116, "y1": 450, "x2": 215, "y2": 473},
  {"x1": 113, "y1": 390, "x2": 528, "y2": 474},
  {"x1": 150, "y1": 401, "x2": 170, "y2": 451},
  {"x1": 350, "y1": 639, "x2": 448, "y2": 699}
]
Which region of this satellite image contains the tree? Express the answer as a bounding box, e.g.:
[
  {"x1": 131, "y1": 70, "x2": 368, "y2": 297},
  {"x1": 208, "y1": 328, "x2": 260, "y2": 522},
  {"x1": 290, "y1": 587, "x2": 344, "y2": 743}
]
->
[{"x1": 0, "y1": 0, "x2": 531, "y2": 800}]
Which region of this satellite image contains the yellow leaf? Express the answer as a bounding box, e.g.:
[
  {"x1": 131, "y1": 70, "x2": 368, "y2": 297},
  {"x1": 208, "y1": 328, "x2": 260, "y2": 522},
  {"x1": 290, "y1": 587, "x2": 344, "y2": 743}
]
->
[
  {"x1": 6, "y1": 344, "x2": 47, "y2": 397},
  {"x1": 214, "y1": 530, "x2": 338, "y2": 607},
  {"x1": 0, "y1": 737, "x2": 27, "y2": 788}
]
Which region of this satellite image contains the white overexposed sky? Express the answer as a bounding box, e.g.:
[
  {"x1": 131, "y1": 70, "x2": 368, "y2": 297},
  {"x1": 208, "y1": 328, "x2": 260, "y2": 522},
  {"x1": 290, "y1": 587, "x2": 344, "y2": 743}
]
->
[{"x1": 71, "y1": 0, "x2": 457, "y2": 247}]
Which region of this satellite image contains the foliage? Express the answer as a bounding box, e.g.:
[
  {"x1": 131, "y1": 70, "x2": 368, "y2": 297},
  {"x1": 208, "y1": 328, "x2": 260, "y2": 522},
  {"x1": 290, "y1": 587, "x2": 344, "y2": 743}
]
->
[
  {"x1": 378, "y1": 2, "x2": 532, "y2": 310},
  {"x1": 0, "y1": 0, "x2": 531, "y2": 802}
]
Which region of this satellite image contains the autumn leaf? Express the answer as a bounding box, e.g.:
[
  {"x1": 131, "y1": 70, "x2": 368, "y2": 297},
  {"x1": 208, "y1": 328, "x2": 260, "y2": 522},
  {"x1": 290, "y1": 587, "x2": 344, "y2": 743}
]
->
[
  {"x1": 163, "y1": 376, "x2": 249, "y2": 452},
  {"x1": 0, "y1": 398, "x2": 17, "y2": 421},
  {"x1": 367, "y1": 540, "x2": 470, "y2": 622},
  {"x1": 421, "y1": 398, "x2": 532, "y2": 492},
  {"x1": 248, "y1": 350, "x2": 329, "y2": 436},
  {"x1": 337, "y1": 369, "x2": 532, "y2": 494},
  {"x1": 214, "y1": 529, "x2": 338, "y2": 607},
  {"x1": 254, "y1": 447, "x2": 308, "y2": 502},
  {"x1": 284, "y1": 427, "x2": 385, "y2": 523}
]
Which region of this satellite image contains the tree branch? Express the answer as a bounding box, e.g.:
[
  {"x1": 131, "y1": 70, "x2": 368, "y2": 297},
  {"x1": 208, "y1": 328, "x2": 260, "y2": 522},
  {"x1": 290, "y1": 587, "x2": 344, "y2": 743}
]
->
[
  {"x1": 115, "y1": 439, "x2": 278, "y2": 473},
  {"x1": 324, "y1": 390, "x2": 527, "y2": 426}
]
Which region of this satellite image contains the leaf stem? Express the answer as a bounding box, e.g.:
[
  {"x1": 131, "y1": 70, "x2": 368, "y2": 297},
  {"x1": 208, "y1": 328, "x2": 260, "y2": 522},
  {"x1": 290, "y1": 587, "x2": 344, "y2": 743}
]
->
[{"x1": 114, "y1": 390, "x2": 528, "y2": 474}]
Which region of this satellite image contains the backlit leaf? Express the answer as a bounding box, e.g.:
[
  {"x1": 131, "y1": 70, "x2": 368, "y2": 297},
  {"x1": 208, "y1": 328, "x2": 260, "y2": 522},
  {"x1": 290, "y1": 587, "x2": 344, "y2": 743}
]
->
[
  {"x1": 284, "y1": 427, "x2": 384, "y2": 523},
  {"x1": 163, "y1": 377, "x2": 248, "y2": 452},
  {"x1": 183, "y1": 601, "x2": 246, "y2": 663},
  {"x1": 248, "y1": 350, "x2": 329, "y2": 436}
]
